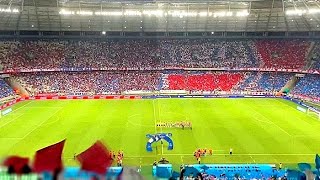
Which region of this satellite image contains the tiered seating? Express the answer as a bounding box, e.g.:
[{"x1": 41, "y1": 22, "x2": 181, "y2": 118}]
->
[
  {"x1": 159, "y1": 40, "x2": 260, "y2": 68},
  {"x1": 0, "y1": 79, "x2": 15, "y2": 99},
  {"x1": 293, "y1": 74, "x2": 320, "y2": 98},
  {"x1": 236, "y1": 72, "x2": 292, "y2": 92},
  {"x1": 257, "y1": 73, "x2": 292, "y2": 92},
  {"x1": 0, "y1": 39, "x2": 312, "y2": 70},
  {"x1": 14, "y1": 72, "x2": 160, "y2": 95},
  {"x1": 310, "y1": 42, "x2": 320, "y2": 70},
  {"x1": 2, "y1": 41, "x2": 64, "y2": 70},
  {"x1": 256, "y1": 40, "x2": 310, "y2": 69},
  {"x1": 163, "y1": 72, "x2": 244, "y2": 91}
]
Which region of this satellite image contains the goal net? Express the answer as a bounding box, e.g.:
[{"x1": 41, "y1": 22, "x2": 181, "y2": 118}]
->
[{"x1": 307, "y1": 107, "x2": 320, "y2": 119}]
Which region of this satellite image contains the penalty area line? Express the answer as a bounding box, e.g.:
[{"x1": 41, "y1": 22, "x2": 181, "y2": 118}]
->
[
  {"x1": 250, "y1": 156, "x2": 256, "y2": 163},
  {"x1": 11, "y1": 100, "x2": 34, "y2": 113},
  {"x1": 0, "y1": 113, "x2": 25, "y2": 129},
  {"x1": 161, "y1": 153, "x2": 315, "y2": 156}
]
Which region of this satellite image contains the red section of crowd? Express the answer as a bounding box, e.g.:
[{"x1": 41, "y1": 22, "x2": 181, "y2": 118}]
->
[
  {"x1": 2, "y1": 41, "x2": 64, "y2": 70},
  {"x1": 165, "y1": 72, "x2": 244, "y2": 91},
  {"x1": 256, "y1": 40, "x2": 310, "y2": 69}
]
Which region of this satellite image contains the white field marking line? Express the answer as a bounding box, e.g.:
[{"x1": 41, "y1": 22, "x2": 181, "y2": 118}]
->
[
  {"x1": 277, "y1": 99, "x2": 319, "y2": 121},
  {"x1": 250, "y1": 156, "x2": 256, "y2": 163},
  {"x1": 252, "y1": 113, "x2": 274, "y2": 125},
  {"x1": 154, "y1": 99, "x2": 164, "y2": 156},
  {"x1": 42, "y1": 116, "x2": 62, "y2": 126},
  {"x1": 161, "y1": 153, "x2": 315, "y2": 156},
  {"x1": 250, "y1": 105, "x2": 292, "y2": 137},
  {"x1": 0, "y1": 113, "x2": 25, "y2": 129},
  {"x1": 128, "y1": 114, "x2": 142, "y2": 119},
  {"x1": 152, "y1": 99, "x2": 157, "y2": 134},
  {"x1": 64, "y1": 155, "x2": 158, "y2": 159},
  {"x1": 24, "y1": 106, "x2": 64, "y2": 109},
  {"x1": 127, "y1": 120, "x2": 154, "y2": 127},
  {"x1": 127, "y1": 113, "x2": 154, "y2": 127},
  {"x1": 10, "y1": 100, "x2": 33, "y2": 113},
  {"x1": 161, "y1": 143, "x2": 164, "y2": 155},
  {"x1": 0, "y1": 101, "x2": 34, "y2": 128},
  {"x1": 157, "y1": 99, "x2": 162, "y2": 133},
  {"x1": 121, "y1": 156, "x2": 157, "y2": 158},
  {"x1": 212, "y1": 150, "x2": 226, "y2": 152},
  {"x1": 160, "y1": 112, "x2": 188, "y2": 121},
  {"x1": 21, "y1": 107, "x2": 63, "y2": 139},
  {"x1": 293, "y1": 134, "x2": 315, "y2": 138},
  {"x1": 307, "y1": 113, "x2": 320, "y2": 121}
]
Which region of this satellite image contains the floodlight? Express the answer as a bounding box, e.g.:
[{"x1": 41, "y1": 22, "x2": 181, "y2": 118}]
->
[{"x1": 76, "y1": 11, "x2": 93, "y2": 16}]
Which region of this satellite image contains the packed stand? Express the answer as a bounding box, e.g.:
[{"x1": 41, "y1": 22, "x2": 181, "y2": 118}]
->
[
  {"x1": 241, "y1": 72, "x2": 291, "y2": 92},
  {"x1": 237, "y1": 72, "x2": 292, "y2": 92},
  {"x1": 13, "y1": 71, "x2": 160, "y2": 95},
  {"x1": 292, "y1": 74, "x2": 320, "y2": 99},
  {"x1": 162, "y1": 72, "x2": 244, "y2": 91},
  {"x1": 0, "y1": 39, "x2": 312, "y2": 70},
  {"x1": 158, "y1": 40, "x2": 260, "y2": 68},
  {"x1": 1, "y1": 41, "x2": 64, "y2": 70},
  {"x1": 310, "y1": 42, "x2": 320, "y2": 70},
  {"x1": 62, "y1": 40, "x2": 161, "y2": 69},
  {"x1": 0, "y1": 79, "x2": 15, "y2": 99},
  {"x1": 256, "y1": 40, "x2": 310, "y2": 69},
  {"x1": 0, "y1": 39, "x2": 260, "y2": 70}
]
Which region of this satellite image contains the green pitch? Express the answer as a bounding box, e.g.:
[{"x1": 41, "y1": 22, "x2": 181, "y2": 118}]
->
[{"x1": 0, "y1": 98, "x2": 319, "y2": 169}]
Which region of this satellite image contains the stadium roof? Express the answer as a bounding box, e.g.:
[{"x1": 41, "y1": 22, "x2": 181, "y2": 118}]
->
[{"x1": 0, "y1": 0, "x2": 319, "y2": 32}]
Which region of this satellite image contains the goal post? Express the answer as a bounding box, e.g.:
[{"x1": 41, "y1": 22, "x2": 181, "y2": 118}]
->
[{"x1": 307, "y1": 107, "x2": 320, "y2": 119}]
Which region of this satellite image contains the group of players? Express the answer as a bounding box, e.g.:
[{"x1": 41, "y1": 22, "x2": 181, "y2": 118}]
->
[
  {"x1": 156, "y1": 121, "x2": 192, "y2": 129},
  {"x1": 194, "y1": 148, "x2": 233, "y2": 164},
  {"x1": 110, "y1": 150, "x2": 124, "y2": 167},
  {"x1": 194, "y1": 148, "x2": 213, "y2": 164}
]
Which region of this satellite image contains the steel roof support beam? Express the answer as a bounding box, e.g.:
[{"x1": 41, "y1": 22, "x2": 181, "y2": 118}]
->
[{"x1": 266, "y1": 0, "x2": 275, "y2": 31}]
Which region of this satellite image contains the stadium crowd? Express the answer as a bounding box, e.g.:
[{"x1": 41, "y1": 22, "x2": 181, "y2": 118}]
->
[
  {"x1": 4, "y1": 70, "x2": 317, "y2": 99},
  {"x1": 0, "y1": 79, "x2": 15, "y2": 99},
  {"x1": 0, "y1": 39, "x2": 318, "y2": 99},
  {"x1": 256, "y1": 40, "x2": 310, "y2": 69},
  {"x1": 236, "y1": 72, "x2": 292, "y2": 92},
  {"x1": 162, "y1": 72, "x2": 244, "y2": 91},
  {"x1": 0, "y1": 39, "x2": 312, "y2": 70},
  {"x1": 292, "y1": 74, "x2": 320, "y2": 99},
  {"x1": 310, "y1": 42, "x2": 320, "y2": 70},
  {"x1": 13, "y1": 71, "x2": 160, "y2": 95}
]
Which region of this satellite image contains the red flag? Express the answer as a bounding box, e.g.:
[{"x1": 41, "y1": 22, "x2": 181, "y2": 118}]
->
[
  {"x1": 33, "y1": 140, "x2": 65, "y2": 173},
  {"x1": 3, "y1": 156, "x2": 29, "y2": 174},
  {"x1": 76, "y1": 141, "x2": 113, "y2": 175}
]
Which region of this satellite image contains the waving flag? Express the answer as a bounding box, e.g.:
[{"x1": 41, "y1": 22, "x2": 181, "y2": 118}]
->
[
  {"x1": 33, "y1": 140, "x2": 66, "y2": 173},
  {"x1": 3, "y1": 156, "x2": 29, "y2": 174},
  {"x1": 76, "y1": 140, "x2": 113, "y2": 175}
]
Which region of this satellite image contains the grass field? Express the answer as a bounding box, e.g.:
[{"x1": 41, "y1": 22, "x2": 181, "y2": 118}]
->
[{"x1": 0, "y1": 98, "x2": 319, "y2": 170}]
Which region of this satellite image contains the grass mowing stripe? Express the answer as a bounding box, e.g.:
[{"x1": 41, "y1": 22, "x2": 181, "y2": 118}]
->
[
  {"x1": 161, "y1": 153, "x2": 316, "y2": 156},
  {"x1": 0, "y1": 98, "x2": 319, "y2": 167},
  {"x1": 21, "y1": 107, "x2": 63, "y2": 139},
  {"x1": 0, "y1": 113, "x2": 25, "y2": 129},
  {"x1": 248, "y1": 101, "x2": 292, "y2": 137},
  {"x1": 11, "y1": 100, "x2": 34, "y2": 112}
]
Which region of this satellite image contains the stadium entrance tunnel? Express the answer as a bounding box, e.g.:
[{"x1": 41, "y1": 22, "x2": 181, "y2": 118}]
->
[{"x1": 146, "y1": 133, "x2": 173, "y2": 152}]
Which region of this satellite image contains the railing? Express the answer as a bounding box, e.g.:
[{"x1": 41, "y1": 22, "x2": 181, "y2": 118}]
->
[{"x1": 0, "y1": 67, "x2": 319, "y2": 75}]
